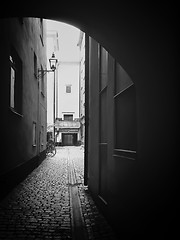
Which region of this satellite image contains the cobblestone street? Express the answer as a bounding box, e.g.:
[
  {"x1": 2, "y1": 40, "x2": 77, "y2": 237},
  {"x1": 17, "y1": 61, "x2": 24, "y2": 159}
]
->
[{"x1": 0, "y1": 147, "x2": 118, "y2": 239}]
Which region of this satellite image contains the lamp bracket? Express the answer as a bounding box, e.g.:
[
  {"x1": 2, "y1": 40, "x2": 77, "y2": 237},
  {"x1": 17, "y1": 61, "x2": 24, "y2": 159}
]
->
[{"x1": 37, "y1": 69, "x2": 54, "y2": 79}]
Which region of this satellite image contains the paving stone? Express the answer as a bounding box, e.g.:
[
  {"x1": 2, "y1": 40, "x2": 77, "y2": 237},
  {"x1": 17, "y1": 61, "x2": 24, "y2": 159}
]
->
[{"x1": 0, "y1": 146, "x2": 118, "y2": 239}]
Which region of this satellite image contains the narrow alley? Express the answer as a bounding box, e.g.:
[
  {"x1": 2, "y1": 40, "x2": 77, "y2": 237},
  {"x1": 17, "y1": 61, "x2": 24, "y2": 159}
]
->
[{"x1": 0, "y1": 147, "x2": 118, "y2": 240}]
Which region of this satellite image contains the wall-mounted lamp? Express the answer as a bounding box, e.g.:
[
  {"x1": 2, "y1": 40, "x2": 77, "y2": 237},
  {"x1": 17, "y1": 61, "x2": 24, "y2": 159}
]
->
[
  {"x1": 38, "y1": 52, "x2": 58, "y2": 79},
  {"x1": 37, "y1": 52, "x2": 58, "y2": 143}
]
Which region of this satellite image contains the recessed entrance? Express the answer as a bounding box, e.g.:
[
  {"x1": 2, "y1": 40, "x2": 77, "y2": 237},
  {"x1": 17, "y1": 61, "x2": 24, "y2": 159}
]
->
[{"x1": 62, "y1": 133, "x2": 77, "y2": 146}]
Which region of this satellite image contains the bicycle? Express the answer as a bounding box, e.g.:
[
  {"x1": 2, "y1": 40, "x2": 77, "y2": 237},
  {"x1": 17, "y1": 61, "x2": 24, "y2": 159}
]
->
[{"x1": 46, "y1": 141, "x2": 56, "y2": 157}]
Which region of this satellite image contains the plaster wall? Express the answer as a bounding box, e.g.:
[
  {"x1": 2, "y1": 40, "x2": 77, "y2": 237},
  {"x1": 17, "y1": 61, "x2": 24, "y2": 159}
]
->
[
  {"x1": 58, "y1": 63, "x2": 79, "y2": 119},
  {"x1": 88, "y1": 33, "x2": 178, "y2": 232},
  {"x1": 0, "y1": 18, "x2": 47, "y2": 197}
]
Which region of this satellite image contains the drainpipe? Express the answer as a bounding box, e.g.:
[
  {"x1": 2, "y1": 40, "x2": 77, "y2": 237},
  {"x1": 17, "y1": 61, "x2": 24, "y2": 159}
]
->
[
  {"x1": 53, "y1": 69, "x2": 56, "y2": 144},
  {"x1": 37, "y1": 76, "x2": 40, "y2": 161}
]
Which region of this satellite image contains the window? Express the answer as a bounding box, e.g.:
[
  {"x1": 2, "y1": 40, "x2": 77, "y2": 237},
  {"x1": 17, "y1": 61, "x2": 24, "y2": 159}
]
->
[
  {"x1": 114, "y1": 84, "x2": 136, "y2": 150},
  {"x1": 40, "y1": 18, "x2": 44, "y2": 46},
  {"x1": 114, "y1": 62, "x2": 137, "y2": 160},
  {"x1": 41, "y1": 126, "x2": 44, "y2": 148},
  {"x1": 41, "y1": 65, "x2": 45, "y2": 95},
  {"x1": 34, "y1": 52, "x2": 37, "y2": 78},
  {"x1": 32, "y1": 122, "x2": 37, "y2": 146},
  {"x1": 99, "y1": 46, "x2": 108, "y2": 91},
  {"x1": 66, "y1": 85, "x2": 71, "y2": 93},
  {"x1": 99, "y1": 46, "x2": 108, "y2": 143},
  {"x1": 9, "y1": 47, "x2": 23, "y2": 115},
  {"x1": 10, "y1": 64, "x2": 15, "y2": 108},
  {"x1": 64, "y1": 114, "x2": 73, "y2": 121}
]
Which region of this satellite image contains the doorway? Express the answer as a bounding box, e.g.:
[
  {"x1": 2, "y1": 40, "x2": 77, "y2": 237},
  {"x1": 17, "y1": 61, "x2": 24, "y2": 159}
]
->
[{"x1": 62, "y1": 133, "x2": 77, "y2": 146}]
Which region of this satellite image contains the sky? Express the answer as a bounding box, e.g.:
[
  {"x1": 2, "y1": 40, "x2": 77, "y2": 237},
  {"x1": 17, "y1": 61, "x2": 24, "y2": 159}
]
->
[{"x1": 46, "y1": 20, "x2": 80, "y2": 62}]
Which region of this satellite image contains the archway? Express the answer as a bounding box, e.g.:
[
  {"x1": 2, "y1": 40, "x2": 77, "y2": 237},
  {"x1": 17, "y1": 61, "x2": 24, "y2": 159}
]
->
[{"x1": 1, "y1": 3, "x2": 178, "y2": 233}]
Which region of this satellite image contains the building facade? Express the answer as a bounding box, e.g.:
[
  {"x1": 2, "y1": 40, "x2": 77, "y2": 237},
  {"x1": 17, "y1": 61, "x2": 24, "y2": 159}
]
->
[
  {"x1": 46, "y1": 29, "x2": 60, "y2": 141},
  {"x1": 0, "y1": 18, "x2": 47, "y2": 198},
  {"x1": 78, "y1": 31, "x2": 85, "y2": 145},
  {"x1": 55, "y1": 116, "x2": 80, "y2": 146},
  {"x1": 87, "y1": 37, "x2": 137, "y2": 232},
  {"x1": 55, "y1": 60, "x2": 81, "y2": 146},
  {"x1": 46, "y1": 22, "x2": 81, "y2": 146}
]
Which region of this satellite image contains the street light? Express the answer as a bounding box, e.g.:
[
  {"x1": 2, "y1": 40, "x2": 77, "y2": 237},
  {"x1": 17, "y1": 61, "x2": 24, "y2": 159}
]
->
[
  {"x1": 49, "y1": 53, "x2": 58, "y2": 71},
  {"x1": 38, "y1": 52, "x2": 58, "y2": 78},
  {"x1": 38, "y1": 53, "x2": 58, "y2": 143}
]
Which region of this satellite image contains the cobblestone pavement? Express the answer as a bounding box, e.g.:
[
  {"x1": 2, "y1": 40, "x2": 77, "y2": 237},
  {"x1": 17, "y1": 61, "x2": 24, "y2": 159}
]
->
[{"x1": 0, "y1": 146, "x2": 118, "y2": 239}]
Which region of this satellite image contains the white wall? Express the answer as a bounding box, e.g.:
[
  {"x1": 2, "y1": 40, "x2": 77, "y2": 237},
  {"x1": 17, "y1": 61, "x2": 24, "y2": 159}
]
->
[
  {"x1": 46, "y1": 20, "x2": 80, "y2": 124},
  {"x1": 58, "y1": 63, "x2": 79, "y2": 119}
]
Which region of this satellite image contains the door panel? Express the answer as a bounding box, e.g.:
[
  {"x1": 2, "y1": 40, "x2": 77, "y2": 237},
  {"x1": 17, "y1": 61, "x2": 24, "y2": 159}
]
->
[
  {"x1": 99, "y1": 46, "x2": 108, "y2": 203},
  {"x1": 62, "y1": 134, "x2": 73, "y2": 146}
]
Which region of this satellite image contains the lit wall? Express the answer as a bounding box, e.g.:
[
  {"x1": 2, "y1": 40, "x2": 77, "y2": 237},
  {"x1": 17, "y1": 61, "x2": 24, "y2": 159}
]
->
[{"x1": 58, "y1": 63, "x2": 79, "y2": 119}]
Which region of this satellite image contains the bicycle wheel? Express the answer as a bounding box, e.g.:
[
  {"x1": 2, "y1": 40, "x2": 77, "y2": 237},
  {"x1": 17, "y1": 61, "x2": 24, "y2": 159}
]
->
[
  {"x1": 46, "y1": 149, "x2": 51, "y2": 157},
  {"x1": 51, "y1": 147, "x2": 56, "y2": 157},
  {"x1": 47, "y1": 151, "x2": 53, "y2": 157},
  {"x1": 46, "y1": 146, "x2": 56, "y2": 157}
]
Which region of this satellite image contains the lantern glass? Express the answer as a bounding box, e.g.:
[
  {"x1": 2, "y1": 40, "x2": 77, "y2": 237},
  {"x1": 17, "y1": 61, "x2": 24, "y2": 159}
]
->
[{"x1": 49, "y1": 53, "x2": 57, "y2": 71}]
